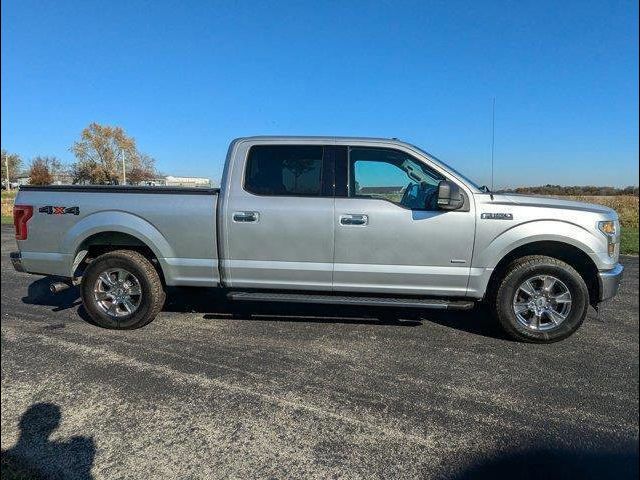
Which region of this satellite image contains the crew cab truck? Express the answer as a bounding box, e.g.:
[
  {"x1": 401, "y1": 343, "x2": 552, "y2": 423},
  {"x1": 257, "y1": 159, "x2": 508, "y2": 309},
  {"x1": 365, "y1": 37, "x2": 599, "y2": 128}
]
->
[{"x1": 11, "y1": 137, "x2": 624, "y2": 342}]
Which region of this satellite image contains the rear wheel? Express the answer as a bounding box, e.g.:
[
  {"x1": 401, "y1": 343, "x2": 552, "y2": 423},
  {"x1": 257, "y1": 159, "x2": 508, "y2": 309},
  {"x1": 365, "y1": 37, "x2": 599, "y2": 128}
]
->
[
  {"x1": 491, "y1": 255, "x2": 589, "y2": 343},
  {"x1": 81, "y1": 250, "x2": 165, "y2": 329}
]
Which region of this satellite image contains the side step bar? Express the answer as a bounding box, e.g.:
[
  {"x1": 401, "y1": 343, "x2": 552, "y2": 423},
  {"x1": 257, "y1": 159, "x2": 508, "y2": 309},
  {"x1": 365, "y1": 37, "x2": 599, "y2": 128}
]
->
[{"x1": 227, "y1": 292, "x2": 475, "y2": 310}]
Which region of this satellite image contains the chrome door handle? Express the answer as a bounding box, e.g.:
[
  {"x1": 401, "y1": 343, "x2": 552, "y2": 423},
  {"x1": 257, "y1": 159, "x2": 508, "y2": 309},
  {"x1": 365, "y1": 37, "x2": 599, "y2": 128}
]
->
[
  {"x1": 340, "y1": 214, "x2": 368, "y2": 226},
  {"x1": 233, "y1": 211, "x2": 259, "y2": 223}
]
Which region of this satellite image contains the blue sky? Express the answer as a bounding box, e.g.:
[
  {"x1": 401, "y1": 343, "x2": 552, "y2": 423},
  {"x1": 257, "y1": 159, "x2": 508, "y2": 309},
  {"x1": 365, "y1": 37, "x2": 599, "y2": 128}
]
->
[{"x1": 2, "y1": 0, "x2": 638, "y2": 187}]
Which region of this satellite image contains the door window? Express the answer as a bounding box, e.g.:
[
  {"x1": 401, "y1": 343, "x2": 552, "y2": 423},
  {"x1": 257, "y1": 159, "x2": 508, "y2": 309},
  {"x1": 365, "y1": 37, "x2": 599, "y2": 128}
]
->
[
  {"x1": 349, "y1": 148, "x2": 444, "y2": 210},
  {"x1": 245, "y1": 145, "x2": 324, "y2": 196}
]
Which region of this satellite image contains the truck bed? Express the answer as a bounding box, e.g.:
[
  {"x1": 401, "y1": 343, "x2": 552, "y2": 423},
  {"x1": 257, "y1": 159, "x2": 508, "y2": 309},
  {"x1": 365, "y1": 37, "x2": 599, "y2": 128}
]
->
[{"x1": 14, "y1": 185, "x2": 220, "y2": 287}]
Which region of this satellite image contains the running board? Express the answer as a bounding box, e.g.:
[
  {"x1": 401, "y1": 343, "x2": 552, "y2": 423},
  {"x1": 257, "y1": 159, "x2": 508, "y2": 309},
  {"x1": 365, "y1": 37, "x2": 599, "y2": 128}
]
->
[{"x1": 227, "y1": 292, "x2": 475, "y2": 310}]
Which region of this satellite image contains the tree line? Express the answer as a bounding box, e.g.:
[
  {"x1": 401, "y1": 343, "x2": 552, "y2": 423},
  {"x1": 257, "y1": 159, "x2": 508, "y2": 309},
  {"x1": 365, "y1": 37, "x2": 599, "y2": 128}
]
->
[
  {"x1": 2, "y1": 123, "x2": 158, "y2": 186},
  {"x1": 497, "y1": 185, "x2": 638, "y2": 196}
]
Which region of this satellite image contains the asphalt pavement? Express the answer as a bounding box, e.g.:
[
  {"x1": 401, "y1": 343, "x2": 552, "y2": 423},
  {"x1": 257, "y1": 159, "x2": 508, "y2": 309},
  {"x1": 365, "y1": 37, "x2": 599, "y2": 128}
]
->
[{"x1": 1, "y1": 224, "x2": 638, "y2": 479}]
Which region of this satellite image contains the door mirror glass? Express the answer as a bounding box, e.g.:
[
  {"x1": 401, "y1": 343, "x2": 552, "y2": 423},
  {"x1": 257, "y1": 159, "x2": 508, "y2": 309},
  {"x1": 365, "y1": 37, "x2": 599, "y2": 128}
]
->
[{"x1": 437, "y1": 180, "x2": 464, "y2": 210}]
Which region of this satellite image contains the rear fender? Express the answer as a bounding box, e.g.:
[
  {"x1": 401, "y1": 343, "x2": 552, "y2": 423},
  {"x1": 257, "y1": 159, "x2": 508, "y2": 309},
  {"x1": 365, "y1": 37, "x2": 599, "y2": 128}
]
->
[{"x1": 61, "y1": 211, "x2": 174, "y2": 273}]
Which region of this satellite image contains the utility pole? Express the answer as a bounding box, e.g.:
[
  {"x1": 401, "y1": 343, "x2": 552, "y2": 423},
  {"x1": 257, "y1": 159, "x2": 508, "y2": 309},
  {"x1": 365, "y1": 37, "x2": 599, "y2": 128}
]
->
[
  {"x1": 121, "y1": 148, "x2": 126, "y2": 185},
  {"x1": 4, "y1": 154, "x2": 10, "y2": 191}
]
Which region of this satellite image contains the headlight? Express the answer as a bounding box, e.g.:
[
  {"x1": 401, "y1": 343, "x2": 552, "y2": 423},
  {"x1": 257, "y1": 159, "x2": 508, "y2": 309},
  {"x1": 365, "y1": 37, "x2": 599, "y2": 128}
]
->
[
  {"x1": 598, "y1": 220, "x2": 617, "y2": 236},
  {"x1": 598, "y1": 220, "x2": 618, "y2": 257}
]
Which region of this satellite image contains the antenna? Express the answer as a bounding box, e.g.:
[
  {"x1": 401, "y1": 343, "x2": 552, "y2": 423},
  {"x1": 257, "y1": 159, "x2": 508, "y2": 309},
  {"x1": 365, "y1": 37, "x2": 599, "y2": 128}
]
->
[{"x1": 490, "y1": 97, "x2": 496, "y2": 194}]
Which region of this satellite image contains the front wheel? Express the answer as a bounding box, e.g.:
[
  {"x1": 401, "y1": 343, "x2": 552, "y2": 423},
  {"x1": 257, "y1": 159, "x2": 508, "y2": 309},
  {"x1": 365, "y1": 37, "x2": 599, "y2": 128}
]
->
[
  {"x1": 80, "y1": 250, "x2": 166, "y2": 329},
  {"x1": 491, "y1": 255, "x2": 589, "y2": 343}
]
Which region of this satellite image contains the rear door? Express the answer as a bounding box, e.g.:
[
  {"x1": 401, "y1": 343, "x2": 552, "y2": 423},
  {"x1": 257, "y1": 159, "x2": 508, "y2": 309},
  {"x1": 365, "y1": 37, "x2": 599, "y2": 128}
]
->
[
  {"x1": 222, "y1": 143, "x2": 336, "y2": 290},
  {"x1": 332, "y1": 146, "x2": 475, "y2": 296}
]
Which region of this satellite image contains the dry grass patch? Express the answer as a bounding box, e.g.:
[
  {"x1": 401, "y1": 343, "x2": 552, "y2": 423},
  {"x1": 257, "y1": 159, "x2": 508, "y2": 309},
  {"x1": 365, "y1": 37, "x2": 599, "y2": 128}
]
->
[
  {"x1": 1, "y1": 190, "x2": 17, "y2": 223},
  {"x1": 560, "y1": 195, "x2": 638, "y2": 228}
]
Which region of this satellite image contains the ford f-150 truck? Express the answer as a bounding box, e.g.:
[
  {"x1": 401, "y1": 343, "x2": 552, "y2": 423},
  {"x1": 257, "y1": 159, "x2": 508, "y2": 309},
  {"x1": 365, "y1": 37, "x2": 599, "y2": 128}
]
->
[{"x1": 11, "y1": 136, "x2": 624, "y2": 342}]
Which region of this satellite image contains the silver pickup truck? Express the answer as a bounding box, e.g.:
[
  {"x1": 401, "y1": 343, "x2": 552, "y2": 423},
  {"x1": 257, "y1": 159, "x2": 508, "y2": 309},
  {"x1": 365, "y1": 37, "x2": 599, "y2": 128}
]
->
[{"x1": 11, "y1": 136, "x2": 623, "y2": 342}]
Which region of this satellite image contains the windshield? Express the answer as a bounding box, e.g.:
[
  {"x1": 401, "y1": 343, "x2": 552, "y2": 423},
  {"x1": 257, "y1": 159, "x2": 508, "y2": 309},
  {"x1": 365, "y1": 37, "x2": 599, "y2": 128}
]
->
[{"x1": 407, "y1": 143, "x2": 483, "y2": 191}]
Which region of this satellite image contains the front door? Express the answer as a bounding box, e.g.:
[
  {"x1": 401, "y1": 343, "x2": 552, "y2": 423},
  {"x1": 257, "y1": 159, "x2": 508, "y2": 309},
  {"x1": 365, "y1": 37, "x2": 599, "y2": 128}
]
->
[
  {"x1": 333, "y1": 146, "x2": 475, "y2": 296},
  {"x1": 223, "y1": 144, "x2": 335, "y2": 290}
]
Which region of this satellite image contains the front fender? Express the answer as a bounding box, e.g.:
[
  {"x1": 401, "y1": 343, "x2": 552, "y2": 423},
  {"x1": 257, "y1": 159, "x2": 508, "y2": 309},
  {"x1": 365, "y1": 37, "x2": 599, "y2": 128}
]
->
[
  {"x1": 473, "y1": 219, "x2": 609, "y2": 270},
  {"x1": 61, "y1": 210, "x2": 175, "y2": 261},
  {"x1": 466, "y1": 219, "x2": 612, "y2": 298}
]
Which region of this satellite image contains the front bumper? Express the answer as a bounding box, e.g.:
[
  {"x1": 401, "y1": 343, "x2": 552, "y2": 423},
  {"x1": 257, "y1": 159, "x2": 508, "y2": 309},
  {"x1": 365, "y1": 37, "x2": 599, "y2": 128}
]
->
[
  {"x1": 598, "y1": 263, "x2": 624, "y2": 302},
  {"x1": 10, "y1": 251, "x2": 26, "y2": 273}
]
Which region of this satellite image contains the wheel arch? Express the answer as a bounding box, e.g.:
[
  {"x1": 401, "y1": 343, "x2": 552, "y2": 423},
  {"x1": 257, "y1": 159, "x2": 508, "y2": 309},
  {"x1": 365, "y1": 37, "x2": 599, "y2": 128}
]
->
[
  {"x1": 72, "y1": 231, "x2": 167, "y2": 285},
  {"x1": 486, "y1": 240, "x2": 600, "y2": 306},
  {"x1": 63, "y1": 211, "x2": 173, "y2": 284}
]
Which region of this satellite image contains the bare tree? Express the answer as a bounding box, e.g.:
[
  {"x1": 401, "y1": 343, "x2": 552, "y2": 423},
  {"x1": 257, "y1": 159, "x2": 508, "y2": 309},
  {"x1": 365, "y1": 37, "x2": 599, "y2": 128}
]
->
[
  {"x1": 127, "y1": 153, "x2": 157, "y2": 185},
  {"x1": 48, "y1": 157, "x2": 64, "y2": 179}
]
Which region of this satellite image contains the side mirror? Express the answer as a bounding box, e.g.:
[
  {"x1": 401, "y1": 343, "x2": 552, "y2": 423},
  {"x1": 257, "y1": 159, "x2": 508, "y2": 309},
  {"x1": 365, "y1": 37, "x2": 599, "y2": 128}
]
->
[{"x1": 437, "y1": 180, "x2": 464, "y2": 210}]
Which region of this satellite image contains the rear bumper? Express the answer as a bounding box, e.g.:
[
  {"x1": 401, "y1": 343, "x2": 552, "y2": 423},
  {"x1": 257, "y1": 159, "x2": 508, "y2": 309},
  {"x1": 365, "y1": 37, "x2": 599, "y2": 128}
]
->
[
  {"x1": 9, "y1": 250, "x2": 72, "y2": 278},
  {"x1": 10, "y1": 251, "x2": 26, "y2": 273},
  {"x1": 598, "y1": 263, "x2": 624, "y2": 302}
]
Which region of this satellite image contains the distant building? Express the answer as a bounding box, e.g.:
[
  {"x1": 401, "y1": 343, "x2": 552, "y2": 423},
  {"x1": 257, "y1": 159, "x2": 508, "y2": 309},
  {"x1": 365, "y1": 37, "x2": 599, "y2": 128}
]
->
[
  {"x1": 14, "y1": 171, "x2": 212, "y2": 188},
  {"x1": 138, "y1": 177, "x2": 167, "y2": 187},
  {"x1": 52, "y1": 172, "x2": 74, "y2": 185},
  {"x1": 164, "y1": 176, "x2": 211, "y2": 188}
]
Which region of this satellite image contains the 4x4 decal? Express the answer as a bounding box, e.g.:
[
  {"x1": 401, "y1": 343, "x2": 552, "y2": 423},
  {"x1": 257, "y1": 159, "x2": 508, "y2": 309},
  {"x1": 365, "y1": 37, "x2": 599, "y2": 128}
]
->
[{"x1": 38, "y1": 206, "x2": 80, "y2": 215}]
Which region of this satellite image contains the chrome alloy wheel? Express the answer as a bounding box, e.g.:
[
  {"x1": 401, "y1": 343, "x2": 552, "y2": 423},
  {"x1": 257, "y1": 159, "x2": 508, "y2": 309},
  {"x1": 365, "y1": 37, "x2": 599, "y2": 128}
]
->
[
  {"x1": 93, "y1": 268, "x2": 142, "y2": 318},
  {"x1": 512, "y1": 275, "x2": 572, "y2": 332}
]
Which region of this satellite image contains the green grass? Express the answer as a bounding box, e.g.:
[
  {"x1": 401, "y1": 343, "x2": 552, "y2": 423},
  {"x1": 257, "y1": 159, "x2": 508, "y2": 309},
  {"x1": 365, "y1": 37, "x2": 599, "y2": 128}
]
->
[
  {"x1": 2, "y1": 215, "x2": 12, "y2": 225},
  {"x1": 1, "y1": 190, "x2": 18, "y2": 199},
  {"x1": 621, "y1": 227, "x2": 639, "y2": 255}
]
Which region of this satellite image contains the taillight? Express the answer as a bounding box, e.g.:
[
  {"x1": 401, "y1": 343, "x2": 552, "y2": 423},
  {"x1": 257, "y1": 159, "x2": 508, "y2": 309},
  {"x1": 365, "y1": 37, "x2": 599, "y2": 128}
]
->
[{"x1": 13, "y1": 205, "x2": 33, "y2": 240}]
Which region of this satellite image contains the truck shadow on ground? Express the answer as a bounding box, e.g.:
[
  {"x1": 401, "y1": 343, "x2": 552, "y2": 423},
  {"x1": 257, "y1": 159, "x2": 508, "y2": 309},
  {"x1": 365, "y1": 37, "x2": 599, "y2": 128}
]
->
[
  {"x1": 453, "y1": 445, "x2": 638, "y2": 479},
  {"x1": 1, "y1": 402, "x2": 95, "y2": 480},
  {"x1": 165, "y1": 287, "x2": 509, "y2": 338},
  {"x1": 21, "y1": 277, "x2": 508, "y2": 338},
  {"x1": 21, "y1": 277, "x2": 82, "y2": 312}
]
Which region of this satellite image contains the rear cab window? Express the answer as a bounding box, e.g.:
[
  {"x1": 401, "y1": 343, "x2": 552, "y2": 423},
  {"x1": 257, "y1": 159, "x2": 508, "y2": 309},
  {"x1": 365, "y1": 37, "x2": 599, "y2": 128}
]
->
[{"x1": 244, "y1": 145, "x2": 325, "y2": 196}]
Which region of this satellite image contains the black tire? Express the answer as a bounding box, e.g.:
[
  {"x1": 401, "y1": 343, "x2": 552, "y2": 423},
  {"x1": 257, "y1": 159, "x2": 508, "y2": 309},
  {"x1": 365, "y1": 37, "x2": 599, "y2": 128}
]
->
[
  {"x1": 80, "y1": 249, "x2": 166, "y2": 329},
  {"x1": 490, "y1": 255, "x2": 589, "y2": 343}
]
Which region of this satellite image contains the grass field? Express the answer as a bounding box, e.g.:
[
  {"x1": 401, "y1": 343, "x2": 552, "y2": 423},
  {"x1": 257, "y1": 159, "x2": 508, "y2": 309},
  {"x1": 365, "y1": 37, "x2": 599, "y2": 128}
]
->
[
  {"x1": 561, "y1": 195, "x2": 638, "y2": 254},
  {"x1": 1, "y1": 190, "x2": 638, "y2": 253},
  {"x1": 561, "y1": 195, "x2": 639, "y2": 228},
  {"x1": 621, "y1": 228, "x2": 639, "y2": 255}
]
